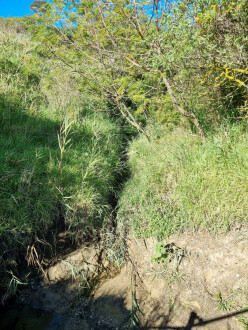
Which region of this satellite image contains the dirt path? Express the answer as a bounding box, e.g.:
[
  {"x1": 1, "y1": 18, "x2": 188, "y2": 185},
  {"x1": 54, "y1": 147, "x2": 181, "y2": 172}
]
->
[{"x1": 5, "y1": 230, "x2": 248, "y2": 329}]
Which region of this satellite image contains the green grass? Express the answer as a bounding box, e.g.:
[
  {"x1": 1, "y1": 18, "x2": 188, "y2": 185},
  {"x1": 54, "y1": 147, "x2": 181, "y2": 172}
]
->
[
  {"x1": 60, "y1": 113, "x2": 122, "y2": 235},
  {"x1": 117, "y1": 124, "x2": 248, "y2": 238},
  {"x1": 0, "y1": 18, "x2": 122, "y2": 294}
]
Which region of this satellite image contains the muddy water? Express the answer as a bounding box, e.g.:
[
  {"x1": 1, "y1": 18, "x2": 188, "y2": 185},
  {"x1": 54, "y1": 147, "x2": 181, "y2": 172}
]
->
[{"x1": 0, "y1": 304, "x2": 63, "y2": 330}]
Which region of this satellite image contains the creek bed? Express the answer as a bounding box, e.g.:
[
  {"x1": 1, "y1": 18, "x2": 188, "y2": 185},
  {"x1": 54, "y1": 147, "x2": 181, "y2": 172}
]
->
[{"x1": 0, "y1": 303, "x2": 63, "y2": 330}]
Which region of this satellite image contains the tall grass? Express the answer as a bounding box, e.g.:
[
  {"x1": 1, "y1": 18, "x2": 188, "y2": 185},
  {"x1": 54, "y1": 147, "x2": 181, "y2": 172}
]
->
[
  {"x1": 117, "y1": 124, "x2": 248, "y2": 238},
  {"x1": 0, "y1": 18, "x2": 122, "y2": 294}
]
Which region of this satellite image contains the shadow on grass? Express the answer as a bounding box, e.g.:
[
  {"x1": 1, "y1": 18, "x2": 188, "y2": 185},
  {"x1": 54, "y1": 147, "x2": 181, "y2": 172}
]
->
[
  {"x1": 0, "y1": 94, "x2": 71, "y2": 298},
  {"x1": 0, "y1": 91, "x2": 122, "y2": 302}
]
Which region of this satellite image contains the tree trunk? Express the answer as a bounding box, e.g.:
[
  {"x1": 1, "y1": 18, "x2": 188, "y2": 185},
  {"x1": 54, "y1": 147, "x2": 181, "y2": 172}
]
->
[
  {"x1": 162, "y1": 75, "x2": 205, "y2": 142},
  {"x1": 116, "y1": 102, "x2": 150, "y2": 141}
]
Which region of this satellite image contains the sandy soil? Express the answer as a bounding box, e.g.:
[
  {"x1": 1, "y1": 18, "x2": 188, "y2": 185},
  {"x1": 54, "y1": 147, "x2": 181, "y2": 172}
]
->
[{"x1": 17, "y1": 230, "x2": 248, "y2": 329}]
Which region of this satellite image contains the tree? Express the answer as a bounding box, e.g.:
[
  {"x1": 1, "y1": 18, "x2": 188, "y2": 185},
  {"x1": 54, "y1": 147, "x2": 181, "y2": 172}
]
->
[
  {"x1": 30, "y1": 1, "x2": 49, "y2": 14},
  {"x1": 36, "y1": 0, "x2": 248, "y2": 141}
]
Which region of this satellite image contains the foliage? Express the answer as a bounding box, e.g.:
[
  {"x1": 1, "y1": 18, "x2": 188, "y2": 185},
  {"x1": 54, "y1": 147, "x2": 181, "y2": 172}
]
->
[
  {"x1": 31, "y1": 0, "x2": 248, "y2": 139},
  {"x1": 31, "y1": 0, "x2": 204, "y2": 138},
  {"x1": 152, "y1": 242, "x2": 170, "y2": 264},
  {"x1": 30, "y1": 1, "x2": 49, "y2": 14}
]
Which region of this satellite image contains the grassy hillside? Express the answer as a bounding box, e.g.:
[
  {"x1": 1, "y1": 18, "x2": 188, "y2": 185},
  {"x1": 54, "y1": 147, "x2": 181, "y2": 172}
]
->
[{"x1": 0, "y1": 18, "x2": 122, "y2": 296}]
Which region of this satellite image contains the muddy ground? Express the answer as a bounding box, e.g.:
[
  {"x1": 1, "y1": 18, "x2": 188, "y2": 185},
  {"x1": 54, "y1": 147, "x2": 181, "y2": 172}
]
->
[{"x1": 3, "y1": 230, "x2": 248, "y2": 329}]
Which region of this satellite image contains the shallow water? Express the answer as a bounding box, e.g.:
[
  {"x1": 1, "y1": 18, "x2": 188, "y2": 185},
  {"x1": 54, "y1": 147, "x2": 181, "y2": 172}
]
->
[{"x1": 0, "y1": 304, "x2": 63, "y2": 330}]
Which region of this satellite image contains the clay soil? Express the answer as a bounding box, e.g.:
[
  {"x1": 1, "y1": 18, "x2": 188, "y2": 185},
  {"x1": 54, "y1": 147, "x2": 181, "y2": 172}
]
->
[{"x1": 16, "y1": 230, "x2": 248, "y2": 329}]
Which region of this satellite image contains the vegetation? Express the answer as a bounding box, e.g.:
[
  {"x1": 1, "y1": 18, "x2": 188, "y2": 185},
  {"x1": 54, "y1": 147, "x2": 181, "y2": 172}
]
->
[
  {"x1": 1, "y1": 0, "x2": 248, "y2": 299},
  {"x1": 32, "y1": 0, "x2": 248, "y2": 139},
  {"x1": 0, "y1": 17, "x2": 122, "y2": 296},
  {"x1": 118, "y1": 124, "x2": 248, "y2": 238}
]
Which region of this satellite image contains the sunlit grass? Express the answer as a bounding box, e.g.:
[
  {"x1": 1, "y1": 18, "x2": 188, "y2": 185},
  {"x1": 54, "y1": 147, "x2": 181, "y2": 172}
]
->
[{"x1": 118, "y1": 124, "x2": 248, "y2": 238}]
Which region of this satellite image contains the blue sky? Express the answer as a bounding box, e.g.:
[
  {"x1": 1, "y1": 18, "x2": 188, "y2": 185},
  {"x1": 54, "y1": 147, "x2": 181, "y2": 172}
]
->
[
  {"x1": 0, "y1": 0, "x2": 172, "y2": 18},
  {"x1": 0, "y1": 0, "x2": 35, "y2": 18}
]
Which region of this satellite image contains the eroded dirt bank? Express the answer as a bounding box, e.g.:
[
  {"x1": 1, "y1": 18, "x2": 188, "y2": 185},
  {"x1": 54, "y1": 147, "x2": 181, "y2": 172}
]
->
[{"x1": 2, "y1": 230, "x2": 248, "y2": 329}]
